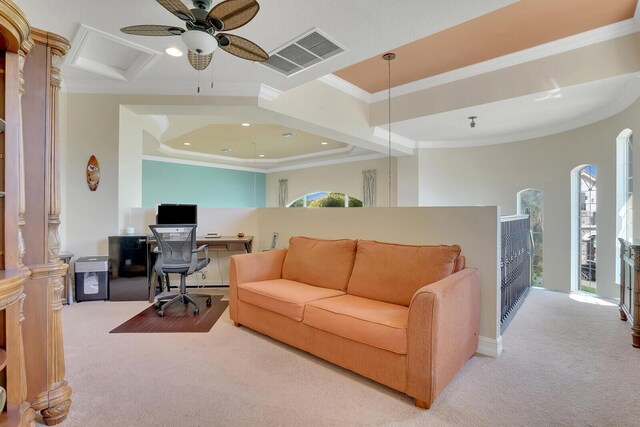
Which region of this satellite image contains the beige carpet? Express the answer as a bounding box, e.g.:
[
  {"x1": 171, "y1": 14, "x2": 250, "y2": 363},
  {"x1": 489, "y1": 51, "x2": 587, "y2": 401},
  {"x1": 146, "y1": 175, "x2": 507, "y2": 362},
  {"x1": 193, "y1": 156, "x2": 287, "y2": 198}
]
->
[{"x1": 47, "y1": 288, "x2": 640, "y2": 426}]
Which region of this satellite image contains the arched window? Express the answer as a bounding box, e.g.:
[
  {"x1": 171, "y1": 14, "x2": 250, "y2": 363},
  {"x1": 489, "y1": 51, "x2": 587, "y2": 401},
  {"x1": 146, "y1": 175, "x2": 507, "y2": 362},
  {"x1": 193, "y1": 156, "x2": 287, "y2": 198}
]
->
[
  {"x1": 517, "y1": 189, "x2": 543, "y2": 286},
  {"x1": 576, "y1": 165, "x2": 597, "y2": 293},
  {"x1": 616, "y1": 129, "x2": 633, "y2": 284},
  {"x1": 287, "y1": 192, "x2": 363, "y2": 208}
]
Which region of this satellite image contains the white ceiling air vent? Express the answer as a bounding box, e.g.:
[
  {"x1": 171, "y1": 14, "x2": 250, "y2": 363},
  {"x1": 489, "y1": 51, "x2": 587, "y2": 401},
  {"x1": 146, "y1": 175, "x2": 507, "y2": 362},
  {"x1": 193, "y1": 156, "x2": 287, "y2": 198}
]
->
[{"x1": 263, "y1": 29, "x2": 345, "y2": 77}]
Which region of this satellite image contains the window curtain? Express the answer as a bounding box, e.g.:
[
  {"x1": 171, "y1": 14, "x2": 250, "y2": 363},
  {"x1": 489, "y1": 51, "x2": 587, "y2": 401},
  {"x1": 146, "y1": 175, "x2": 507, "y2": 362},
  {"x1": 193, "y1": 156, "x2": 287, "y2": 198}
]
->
[
  {"x1": 278, "y1": 179, "x2": 288, "y2": 207},
  {"x1": 363, "y1": 169, "x2": 376, "y2": 207}
]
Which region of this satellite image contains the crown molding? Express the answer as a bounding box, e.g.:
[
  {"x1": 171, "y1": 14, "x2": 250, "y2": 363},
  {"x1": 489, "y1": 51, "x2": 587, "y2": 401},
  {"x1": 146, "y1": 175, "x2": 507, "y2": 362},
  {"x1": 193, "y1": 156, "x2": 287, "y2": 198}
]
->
[
  {"x1": 319, "y1": 74, "x2": 371, "y2": 103},
  {"x1": 372, "y1": 127, "x2": 416, "y2": 150},
  {"x1": 266, "y1": 153, "x2": 386, "y2": 173},
  {"x1": 142, "y1": 155, "x2": 264, "y2": 173},
  {"x1": 158, "y1": 143, "x2": 354, "y2": 164},
  {"x1": 60, "y1": 78, "x2": 263, "y2": 96},
  {"x1": 258, "y1": 84, "x2": 282, "y2": 102},
  {"x1": 143, "y1": 152, "x2": 387, "y2": 174},
  {"x1": 366, "y1": 17, "x2": 640, "y2": 103},
  {"x1": 417, "y1": 73, "x2": 640, "y2": 149}
]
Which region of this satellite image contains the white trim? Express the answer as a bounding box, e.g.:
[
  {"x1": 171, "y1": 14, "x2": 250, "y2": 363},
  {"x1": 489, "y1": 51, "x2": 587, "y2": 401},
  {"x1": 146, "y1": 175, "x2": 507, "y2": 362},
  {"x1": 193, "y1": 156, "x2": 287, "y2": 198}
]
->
[
  {"x1": 319, "y1": 74, "x2": 371, "y2": 103},
  {"x1": 142, "y1": 155, "x2": 264, "y2": 173},
  {"x1": 340, "y1": 17, "x2": 640, "y2": 103},
  {"x1": 417, "y1": 73, "x2": 640, "y2": 148},
  {"x1": 158, "y1": 143, "x2": 354, "y2": 164},
  {"x1": 477, "y1": 335, "x2": 503, "y2": 358},
  {"x1": 258, "y1": 84, "x2": 282, "y2": 102},
  {"x1": 266, "y1": 153, "x2": 386, "y2": 173},
  {"x1": 60, "y1": 79, "x2": 263, "y2": 96},
  {"x1": 149, "y1": 115, "x2": 170, "y2": 135},
  {"x1": 142, "y1": 152, "x2": 387, "y2": 174},
  {"x1": 372, "y1": 127, "x2": 417, "y2": 149}
]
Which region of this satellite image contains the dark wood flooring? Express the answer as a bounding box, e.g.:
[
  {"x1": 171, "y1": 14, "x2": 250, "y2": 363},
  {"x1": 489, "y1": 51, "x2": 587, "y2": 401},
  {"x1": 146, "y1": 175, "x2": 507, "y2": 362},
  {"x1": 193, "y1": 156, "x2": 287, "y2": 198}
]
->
[{"x1": 110, "y1": 294, "x2": 228, "y2": 333}]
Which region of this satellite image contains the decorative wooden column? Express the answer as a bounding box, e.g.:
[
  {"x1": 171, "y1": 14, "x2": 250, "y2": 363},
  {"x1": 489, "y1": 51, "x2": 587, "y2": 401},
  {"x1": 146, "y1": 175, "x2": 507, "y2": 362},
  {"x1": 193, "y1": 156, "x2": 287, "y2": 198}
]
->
[
  {"x1": 619, "y1": 238, "x2": 640, "y2": 347},
  {"x1": 0, "y1": 1, "x2": 38, "y2": 425},
  {"x1": 21, "y1": 29, "x2": 72, "y2": 425}
]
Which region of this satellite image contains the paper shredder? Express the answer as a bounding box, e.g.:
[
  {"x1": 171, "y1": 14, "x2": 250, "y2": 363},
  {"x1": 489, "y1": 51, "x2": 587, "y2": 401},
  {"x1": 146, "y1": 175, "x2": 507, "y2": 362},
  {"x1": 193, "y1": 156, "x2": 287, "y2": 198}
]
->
[{"x1": 74, "y1": 256, "x2": 109, "y2": 302}]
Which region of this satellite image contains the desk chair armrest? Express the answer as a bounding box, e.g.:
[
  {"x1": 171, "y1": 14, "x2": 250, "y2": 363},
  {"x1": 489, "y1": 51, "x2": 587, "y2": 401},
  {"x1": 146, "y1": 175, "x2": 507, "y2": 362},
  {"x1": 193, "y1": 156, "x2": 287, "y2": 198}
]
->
[
  {"x1": 194, "y1": 244, "x2": 208, "y2": 254},
  {"x1": 196, "y1": 244, "x2": 209, "y2": 265},
  {"x1": 188, "y1": 244, "x2": 209, "y2": 274}
]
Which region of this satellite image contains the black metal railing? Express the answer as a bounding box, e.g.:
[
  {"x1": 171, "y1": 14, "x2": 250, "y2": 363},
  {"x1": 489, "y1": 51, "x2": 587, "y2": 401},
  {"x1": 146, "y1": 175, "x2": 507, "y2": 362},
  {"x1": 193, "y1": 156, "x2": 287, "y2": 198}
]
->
[{"x1": 500, "y1": 215, "x2": 532, "y2": 333}]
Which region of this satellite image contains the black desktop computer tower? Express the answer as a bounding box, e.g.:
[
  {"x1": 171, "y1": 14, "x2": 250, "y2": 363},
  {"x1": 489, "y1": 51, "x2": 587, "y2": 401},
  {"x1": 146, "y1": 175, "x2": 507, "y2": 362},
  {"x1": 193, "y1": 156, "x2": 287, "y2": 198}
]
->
[{"x1": 108, "y1": 235, "x2": 149, "y2": 301}]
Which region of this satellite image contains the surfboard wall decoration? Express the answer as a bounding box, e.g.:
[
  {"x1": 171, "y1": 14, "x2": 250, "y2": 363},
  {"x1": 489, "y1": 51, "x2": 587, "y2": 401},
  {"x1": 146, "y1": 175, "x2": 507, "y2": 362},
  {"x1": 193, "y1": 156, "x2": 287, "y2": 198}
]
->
[{"x1": 87, "y1": 155, "x2": 100, "y2": 191}]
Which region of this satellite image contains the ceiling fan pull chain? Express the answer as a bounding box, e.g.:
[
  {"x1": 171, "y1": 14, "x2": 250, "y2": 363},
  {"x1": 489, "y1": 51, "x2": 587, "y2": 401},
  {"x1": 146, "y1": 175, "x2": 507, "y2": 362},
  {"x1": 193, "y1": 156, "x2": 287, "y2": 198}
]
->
[{"x1": 197, "y1": 69, "x2": 201, "y2": 94}]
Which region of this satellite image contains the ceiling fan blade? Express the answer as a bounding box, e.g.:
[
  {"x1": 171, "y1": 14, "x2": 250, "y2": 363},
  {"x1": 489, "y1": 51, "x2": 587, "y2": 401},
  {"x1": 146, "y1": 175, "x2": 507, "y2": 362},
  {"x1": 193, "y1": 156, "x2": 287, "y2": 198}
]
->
[
  {"x1": 156, "y1": 0, "x2": 196, "y2": 22},
  {"x1": 217, "y1": 34, "x2": 268, "y2": 62},
  {"x1": 121, "y1": 25, "x2": 184, "y2": 36},
  {"x1": 208, "y1": 0, "x2": 259, "y2": 31},
  {"x1": 188, "y1": 50, "x2": 214, "y2": 70}
]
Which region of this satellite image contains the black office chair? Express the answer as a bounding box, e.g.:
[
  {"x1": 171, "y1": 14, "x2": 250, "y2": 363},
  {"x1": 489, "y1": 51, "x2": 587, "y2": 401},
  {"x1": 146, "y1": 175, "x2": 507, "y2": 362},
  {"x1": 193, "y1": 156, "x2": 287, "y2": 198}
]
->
[{"x1": 149, "y1": 224, "x2": 211, "y2": 316}]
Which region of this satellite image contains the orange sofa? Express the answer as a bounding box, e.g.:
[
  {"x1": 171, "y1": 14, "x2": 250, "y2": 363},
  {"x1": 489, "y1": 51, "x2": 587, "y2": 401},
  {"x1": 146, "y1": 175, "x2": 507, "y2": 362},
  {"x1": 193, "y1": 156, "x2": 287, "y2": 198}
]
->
[{"x1": 229, "y1": 236, "x2": 480, "y2": 408}]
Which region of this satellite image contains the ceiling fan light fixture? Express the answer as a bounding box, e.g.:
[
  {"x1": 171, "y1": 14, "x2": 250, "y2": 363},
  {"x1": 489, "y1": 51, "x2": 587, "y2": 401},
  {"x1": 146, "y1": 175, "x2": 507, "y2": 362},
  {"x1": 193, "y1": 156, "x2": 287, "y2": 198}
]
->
[
  {"x1": 181, "y1": 30, "x2": 218, "y2": 55},
  {"x1": 165, "y1": 46, "x2": 184, "y2": 57}
]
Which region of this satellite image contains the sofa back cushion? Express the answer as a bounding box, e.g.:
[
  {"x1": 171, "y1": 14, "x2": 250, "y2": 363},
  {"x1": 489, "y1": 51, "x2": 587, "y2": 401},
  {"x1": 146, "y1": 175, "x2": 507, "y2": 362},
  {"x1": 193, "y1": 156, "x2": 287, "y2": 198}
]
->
[
  {"x1": 347, "y1": 240, "x2": 462, "y2": 306},
  {"x1": 282, "y1": 236, "x2": 357, "y2": 291}
]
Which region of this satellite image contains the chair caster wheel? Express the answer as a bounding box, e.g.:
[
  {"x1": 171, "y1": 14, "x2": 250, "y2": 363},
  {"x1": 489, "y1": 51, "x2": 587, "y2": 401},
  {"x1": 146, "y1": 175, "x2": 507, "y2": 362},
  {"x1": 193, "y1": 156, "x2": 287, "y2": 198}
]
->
[
  {"x1": 193, "y1": 307, "x2": 200, "y2": 315},
  {"x1": 158, "y1": 310, "x2": 165, "y2": 317},
  {"x1": 206, "y1": 297, "x2": 212, "y2": 306},
  {"x1": 154, "y1": 301, "x2": 161, "y2": 308}
]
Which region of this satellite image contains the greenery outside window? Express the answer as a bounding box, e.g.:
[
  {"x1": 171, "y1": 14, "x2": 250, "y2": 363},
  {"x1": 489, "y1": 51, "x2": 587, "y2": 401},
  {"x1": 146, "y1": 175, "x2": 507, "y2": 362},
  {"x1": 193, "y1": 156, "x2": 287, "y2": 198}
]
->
[{"x1": 287, "y1": 192, "x2": 363, "y2": 208}]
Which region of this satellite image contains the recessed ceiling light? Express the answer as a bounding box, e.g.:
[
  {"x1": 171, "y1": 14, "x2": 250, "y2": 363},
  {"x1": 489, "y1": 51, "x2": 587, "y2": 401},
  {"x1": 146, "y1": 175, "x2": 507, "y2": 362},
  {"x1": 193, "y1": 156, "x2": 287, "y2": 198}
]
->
[
  {"x1": 321, "y1": 141, "x2": 328, "y2": 145},
  {"x1": 241, "y1": 123, "x2": 251, "y2": 127},
  {"x1": 282, "y1": 132, "x2": 297, "y2": 138},
  {"x1": 183, "y1": 142, "x2": 191, "y2": 146},
  {"x1": 221, "y1": 148, "x2": 233, "y2": 153},
  {"x1": 165, "y1": 47, "x2": 183, "y2": 57},
  {"x1": 259, "y1": 154, "x2": 265, "y2": 158}
]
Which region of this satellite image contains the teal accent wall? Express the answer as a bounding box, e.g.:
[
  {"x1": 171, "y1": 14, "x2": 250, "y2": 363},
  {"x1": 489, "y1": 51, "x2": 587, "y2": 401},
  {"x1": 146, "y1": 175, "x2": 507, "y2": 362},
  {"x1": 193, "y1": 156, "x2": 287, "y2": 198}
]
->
[{"x1": 142, "y1": 160, "x2": 266, "y2": 208}]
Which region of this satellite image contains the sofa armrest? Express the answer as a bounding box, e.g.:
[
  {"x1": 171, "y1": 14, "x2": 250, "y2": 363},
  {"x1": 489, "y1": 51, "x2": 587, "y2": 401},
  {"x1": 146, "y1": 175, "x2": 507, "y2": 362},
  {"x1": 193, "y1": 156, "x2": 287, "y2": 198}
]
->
[
  {"x1": 229, "y1": 249, "x2": 287, "y2": 322},
  {"x1": 406, "y1": 268, "x2": 480, "y2": 407}
]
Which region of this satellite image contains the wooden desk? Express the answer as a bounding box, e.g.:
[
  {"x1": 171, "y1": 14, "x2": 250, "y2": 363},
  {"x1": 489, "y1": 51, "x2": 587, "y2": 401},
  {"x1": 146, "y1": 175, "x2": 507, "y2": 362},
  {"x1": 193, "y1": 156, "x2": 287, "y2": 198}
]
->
[{"x1": 147, "y1": 235, "x2": 253, "y2": 302}]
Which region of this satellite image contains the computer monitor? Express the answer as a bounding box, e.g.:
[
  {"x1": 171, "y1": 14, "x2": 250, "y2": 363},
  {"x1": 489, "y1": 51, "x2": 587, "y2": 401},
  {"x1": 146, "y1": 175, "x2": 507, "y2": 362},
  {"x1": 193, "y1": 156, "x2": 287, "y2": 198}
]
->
[{"x1": 156, "y1": 204, "x2": 198, "y2": 225}]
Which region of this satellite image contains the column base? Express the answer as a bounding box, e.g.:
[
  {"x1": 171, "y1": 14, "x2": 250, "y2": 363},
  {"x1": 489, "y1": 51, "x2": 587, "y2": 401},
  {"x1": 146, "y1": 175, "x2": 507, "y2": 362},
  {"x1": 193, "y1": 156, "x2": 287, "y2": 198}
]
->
[{"x1": 31, "y1": 381, "x2": 72, "y2": 426}]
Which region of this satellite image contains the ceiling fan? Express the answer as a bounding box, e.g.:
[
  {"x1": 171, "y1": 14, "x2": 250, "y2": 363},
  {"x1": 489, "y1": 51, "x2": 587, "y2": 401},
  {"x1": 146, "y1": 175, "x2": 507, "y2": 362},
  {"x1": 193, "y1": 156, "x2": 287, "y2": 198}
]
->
[{"x1": 121, "y1": 0, "x2": 269, "y2": 71}]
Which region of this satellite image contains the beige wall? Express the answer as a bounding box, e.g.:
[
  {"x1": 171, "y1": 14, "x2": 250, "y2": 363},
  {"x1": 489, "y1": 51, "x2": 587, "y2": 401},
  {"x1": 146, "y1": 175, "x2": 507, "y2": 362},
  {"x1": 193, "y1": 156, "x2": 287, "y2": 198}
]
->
[
  {"x1": 64, "y1": 94, "x2": 122, "y2": 256},
  {"x1": 266, "y1": 157, "x2": 397, "y2": 207},
  {"x1": 61, "y1": 93, "x2": 255, "y2": 256},
  {"x1": 417, "y1": 98, "x2": 640, "y2": 299},
  {"x1": 258, "y1": 207, "x2": 501, "y2": 348}
]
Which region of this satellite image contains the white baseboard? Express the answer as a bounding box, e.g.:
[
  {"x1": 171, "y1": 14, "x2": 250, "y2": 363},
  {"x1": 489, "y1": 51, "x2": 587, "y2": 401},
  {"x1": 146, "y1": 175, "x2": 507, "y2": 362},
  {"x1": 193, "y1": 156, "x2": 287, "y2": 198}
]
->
[{"x1": 476, "y1": 335, "x2": 503, "y2": 358}]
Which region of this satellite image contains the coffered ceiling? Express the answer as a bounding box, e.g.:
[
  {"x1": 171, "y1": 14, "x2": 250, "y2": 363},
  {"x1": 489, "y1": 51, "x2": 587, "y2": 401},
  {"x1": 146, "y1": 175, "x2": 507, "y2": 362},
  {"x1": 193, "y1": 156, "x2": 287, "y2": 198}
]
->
[{"x1": 18, "y1": 0, "x2": 640, "y2": 170}]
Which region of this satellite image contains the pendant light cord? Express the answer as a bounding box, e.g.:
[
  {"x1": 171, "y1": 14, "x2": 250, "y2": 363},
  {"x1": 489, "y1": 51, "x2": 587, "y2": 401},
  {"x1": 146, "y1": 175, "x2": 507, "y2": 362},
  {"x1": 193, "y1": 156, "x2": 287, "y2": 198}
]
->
[
  {"x1": 387, "y1": 56, "x2": 391, "y2": 208},
  {"x1": 383, "y1": 53, "x2": 395, "y2": 207}
]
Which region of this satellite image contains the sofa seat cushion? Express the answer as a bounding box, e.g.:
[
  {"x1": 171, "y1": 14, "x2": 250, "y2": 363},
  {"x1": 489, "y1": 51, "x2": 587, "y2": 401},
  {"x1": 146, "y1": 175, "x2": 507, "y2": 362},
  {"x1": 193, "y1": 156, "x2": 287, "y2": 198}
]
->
[
  {"x1": 303, "y1": 295, "x2": 409, "y2": 354},
  {"x1": 282, "y1": 236, "x2": 357, "y2": 291},
  {"x1": 237, "y1": 279, "x2": 345, "y2": 321},
  {"x1": 347, "y1": 240, "x2": 462, "y2": 306}
]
